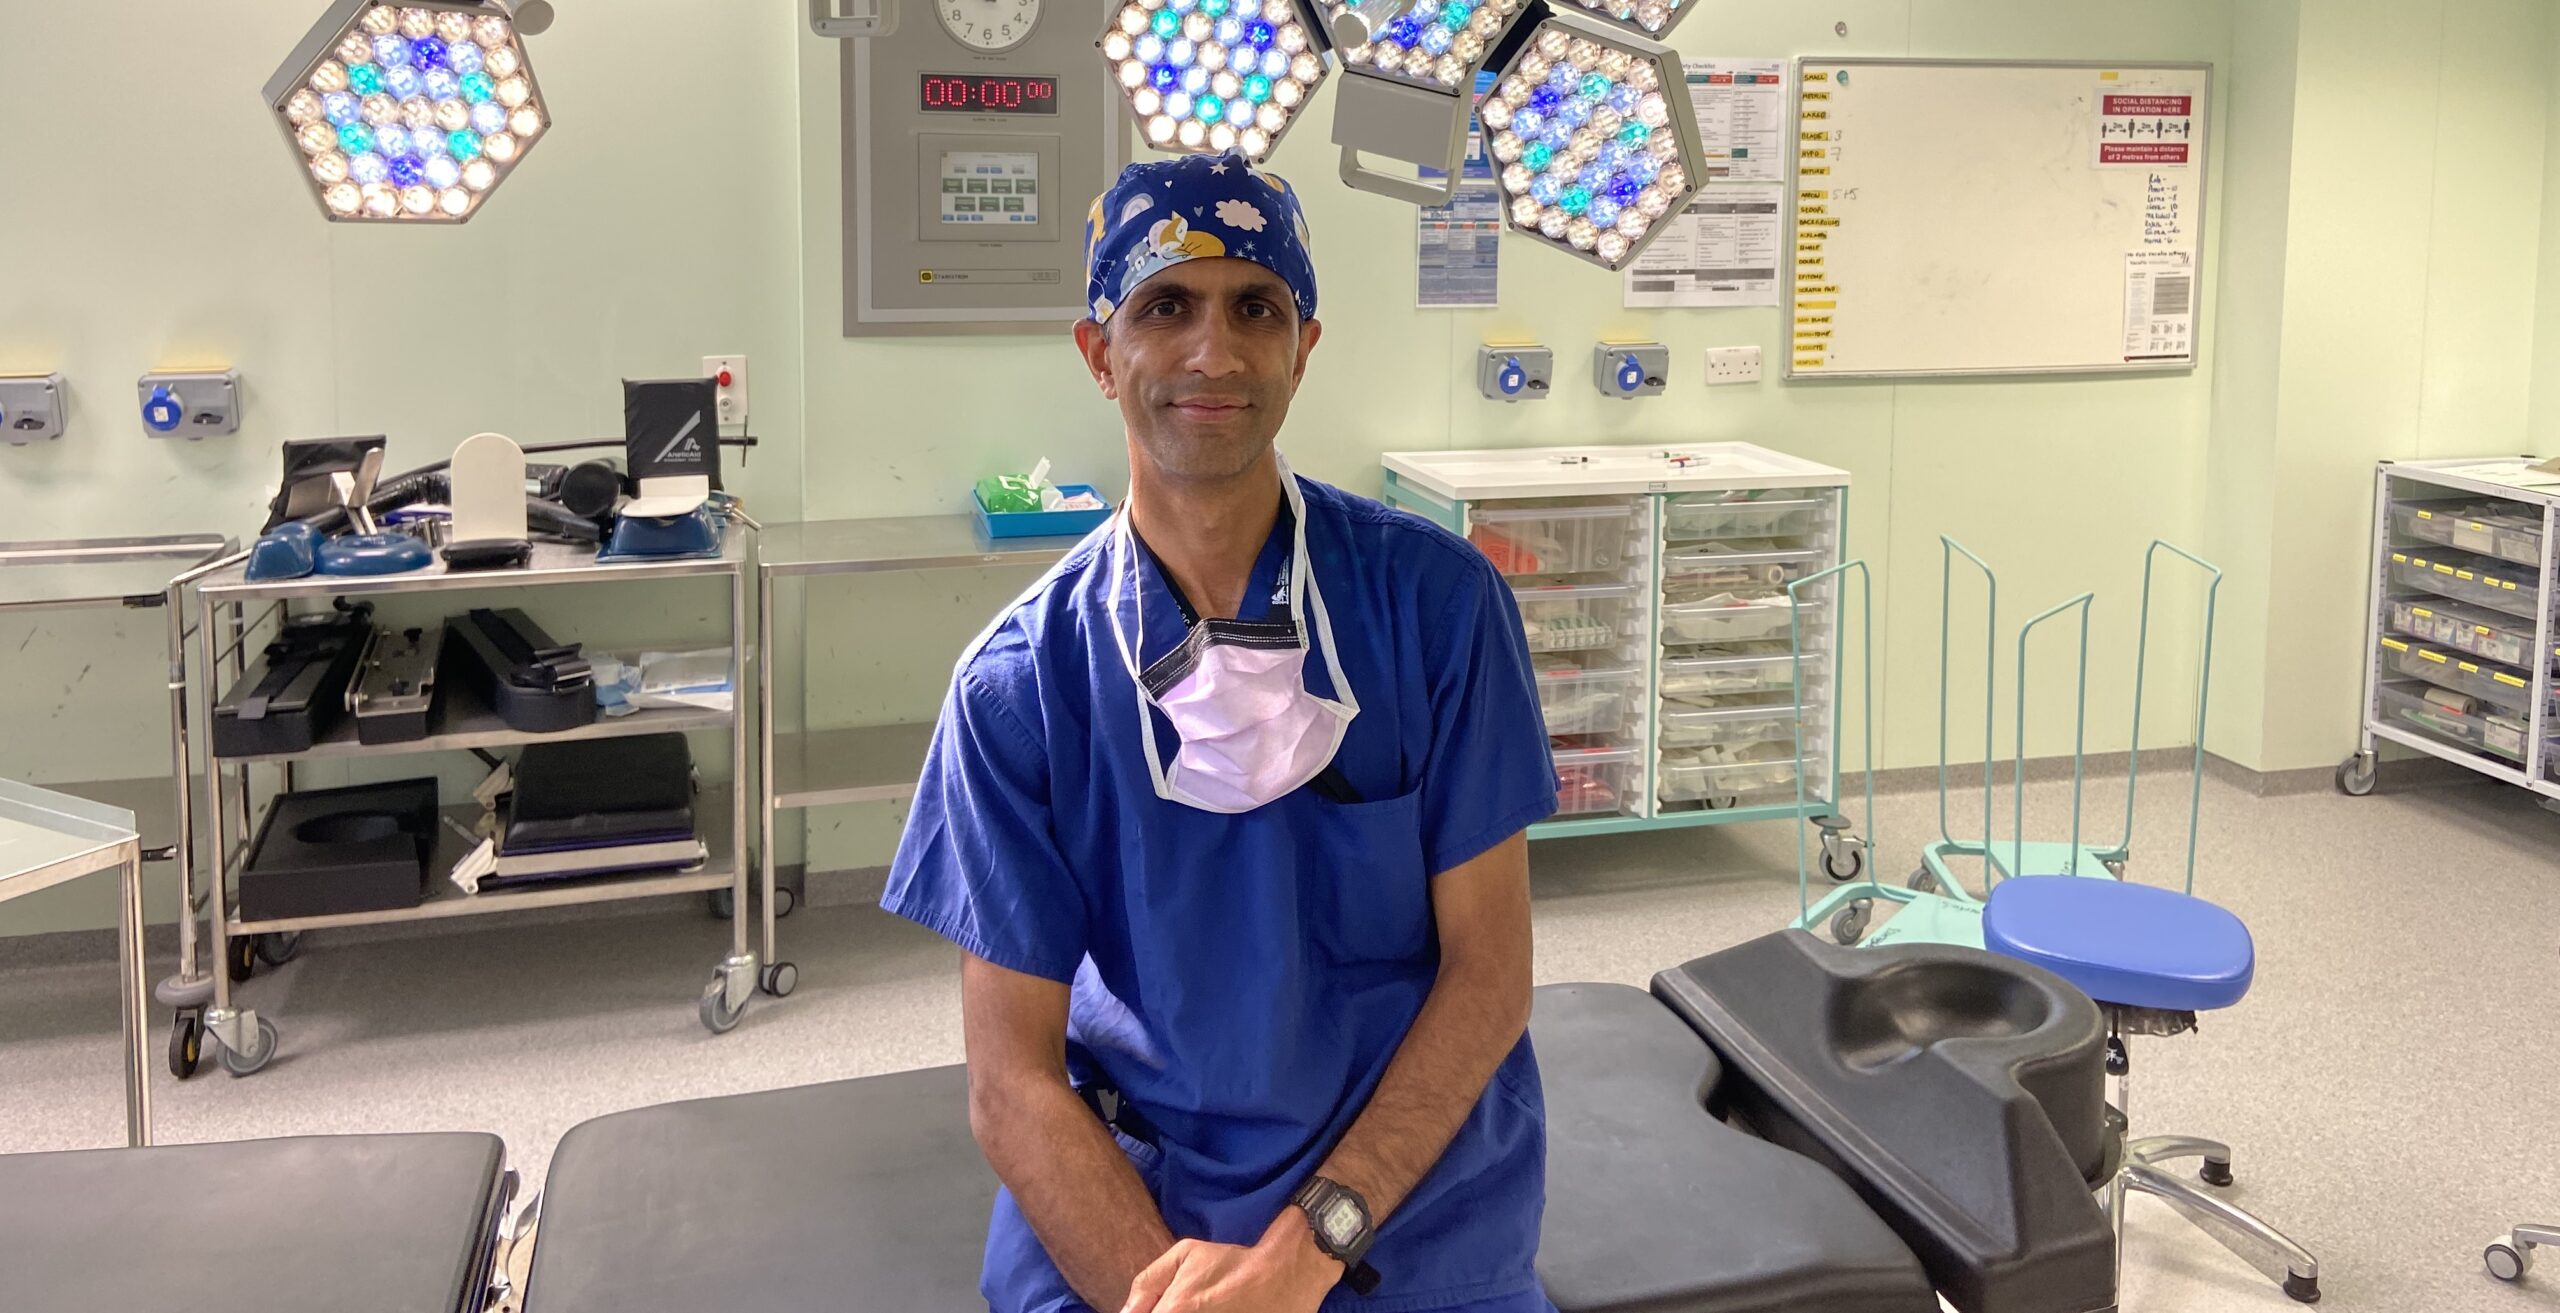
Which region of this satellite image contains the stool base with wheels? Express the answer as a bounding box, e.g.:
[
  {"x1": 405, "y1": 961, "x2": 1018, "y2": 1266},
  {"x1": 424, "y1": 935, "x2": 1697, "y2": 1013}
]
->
[
  {"x1": 2487, "y1": 1223, "x2": 2558, "y2": 1281},
  {"x1": 1983, "y1": 876, "x2": 2323, "y2": 1305}
]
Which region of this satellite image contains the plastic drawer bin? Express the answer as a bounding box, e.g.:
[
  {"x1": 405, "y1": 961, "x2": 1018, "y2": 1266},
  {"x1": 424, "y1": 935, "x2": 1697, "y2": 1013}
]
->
[
  {"x1": 2387, "y1": 599, "x2": 2535, "y2": 668},
  {"x1": 1467, "y1": 503, "x2": 1637, "y2": 577},
  {"x1": 1552, "y1": 746, "x2": 1639, "y2": 817},
  {"x1": 2393, "y1": 502, "x2": 2545, "y2": 568},
  {"x1": 1659, "y1": 702, "x2": 1804, "y2": 750},
  {"x1": 1515, "y1": 583, "x2": 1638, "y2": 654},
  {"x1": 2378, "y1": 636, "x2": 2535, "y2": 714},
  {"x1": 1660, "y1": 649, "x2": 1800, "y2": 698},
  {"x1": 1661, "y1": 546, "x2": 1825, "y2": 595},
  {"x1": 1663, "y1": 492, "x2": 1825, "y2": 543},
  {"x1": 2377, "y1": 682, "x2": 2525, "y2": 761},
  {"x1": 1662, "y1": 597, "x2": 1799, "y2": 645},
  {"x1": 2391, "y1": 503, "x2": 2462, "y2": 548},
  {"x1": 1658, "y1": 748, "x2": 1806, "y2": 803},
  {"x1": 2387, "y1": 549, "x2": 2539, "y2": 619},
  {"x1": 1535, "y1": 662, "x2": 1641, "y2": 737}
]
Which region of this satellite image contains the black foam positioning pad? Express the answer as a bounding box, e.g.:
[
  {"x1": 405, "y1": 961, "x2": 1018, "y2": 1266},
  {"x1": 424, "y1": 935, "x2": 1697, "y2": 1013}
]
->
[
  {"x1": 525, "y1": 1065, "x2": 996, "y2": 1313},
  {"x1": 0, "y1": 1133, "x2": 506, "y2": 1313},
  {"x1": 1654, "y1": 931, "x2": 2115, "y2": 1313},
  {"x1": 1534, "y1": 982, "x2": 1940, "y2": 1313}
]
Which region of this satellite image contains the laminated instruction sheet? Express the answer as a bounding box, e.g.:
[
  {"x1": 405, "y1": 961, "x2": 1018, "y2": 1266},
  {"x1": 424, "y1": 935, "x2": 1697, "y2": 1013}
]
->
[{"x1": 1623, "y1": 59, "x2": 1787, "y2": 308}]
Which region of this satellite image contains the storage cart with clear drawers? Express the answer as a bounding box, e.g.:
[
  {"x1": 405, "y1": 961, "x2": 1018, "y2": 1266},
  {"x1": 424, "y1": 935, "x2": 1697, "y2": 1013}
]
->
[
  {"x1": 1381, "y1": 445, "x2": 1863, "y2": 876},
  {"x1": 2341, "y1": 458, "x2": 2560, "y2": 800}
]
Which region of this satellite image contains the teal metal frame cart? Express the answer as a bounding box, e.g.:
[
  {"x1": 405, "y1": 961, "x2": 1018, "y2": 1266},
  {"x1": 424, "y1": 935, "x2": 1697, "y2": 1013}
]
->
[{"x1": 1381, "y1": 445, "x2": 1863, "y2": 874}]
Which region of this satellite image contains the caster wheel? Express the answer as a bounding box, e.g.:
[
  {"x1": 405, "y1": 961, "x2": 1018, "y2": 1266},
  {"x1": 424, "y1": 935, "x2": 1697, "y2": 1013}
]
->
[
  {"x1": 760, "y1": 962, "x2": 798, "y2": 998},
  {"x1": 708, "y1": 888, "x2": 736, "y2": 921},
  {"x1": 2486, "y1": 1239, "x2": 2533, "y2": 1282},
  {"x1": 218, "y1": 1016, "x2": 280, "y2": 1078},
  {"x1": 774, "y1": 885, "x2": 799, "y2": 919},
  {"x1": 1830, "y1": 899, "x2": 1872, "y2": 946},
  {"x1": 226, "y1": 936, "x2": 257, "y2": 983},
  {"x1": 1821, "y1": 847, "x2": 1864, "y2": 883},
  {"x1": 2335, "y1": 755, "x2": 2375, "y2": 797},
  {"x1": 253, "y1": 931, "x2": 303, "y2": 967},
  {"x1": 2283, "y1": 1271, "x2": 2321, "y2": 1303},
  {"x1": 169, "y1": 1009, "x2": 203, "y2": 1080},
  {"x1": 700, "y1": 976, "x2": 747, "y2": 1034},
  {"x1": 2199, "y1": 1157, "x2": 2234, "y2": 1188},
  {"x1": 1907, "y1": 868, "x2": 1939, "y2": 894}
]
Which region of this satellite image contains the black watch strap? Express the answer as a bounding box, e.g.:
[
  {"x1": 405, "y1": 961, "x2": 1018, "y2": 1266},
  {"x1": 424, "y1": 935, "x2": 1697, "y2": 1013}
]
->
[{"x1": 1291, "y1": 1176, "x2": 1381, "y2": 1294}]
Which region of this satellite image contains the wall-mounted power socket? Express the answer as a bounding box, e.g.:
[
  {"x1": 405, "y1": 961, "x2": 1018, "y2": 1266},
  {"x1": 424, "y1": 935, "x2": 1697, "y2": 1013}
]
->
[
  {"x1": 704, "y1": 355, "x2": 749, "y2": 434},
  {"x1": 1705, "y1": 346, "x2": 1763, "y2": 385},
  {"x1": 1593, "y1": 343, "x2": 1669, "y2": 399},
  {"x1": 1476, "y1": 345, "x2": 1554, "y2": 402},
  {"x1": 0, "y1": 373, "x2": 66, "y2": 445},
  {"x1": 138, "y1": 370, "x2": 239, "y2": 440}
]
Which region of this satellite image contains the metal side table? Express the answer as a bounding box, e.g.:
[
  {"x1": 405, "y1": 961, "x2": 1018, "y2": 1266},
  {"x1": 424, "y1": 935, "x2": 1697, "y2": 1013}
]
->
[
  {"x1": 755, "y1": 516, "x2": 1091, "y2": 965},
  {"x1": 0, "y1": 535, "x2": 241, "y2": 1080},
  {"x1": 0, "y1": 779, "x2": 151, "y2": 1144}
]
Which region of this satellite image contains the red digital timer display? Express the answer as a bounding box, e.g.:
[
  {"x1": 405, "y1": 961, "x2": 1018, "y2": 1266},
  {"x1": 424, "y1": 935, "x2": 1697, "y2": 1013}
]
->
[{"x1": 920, "y1": 73, "x2": 1060, "y2": 115}]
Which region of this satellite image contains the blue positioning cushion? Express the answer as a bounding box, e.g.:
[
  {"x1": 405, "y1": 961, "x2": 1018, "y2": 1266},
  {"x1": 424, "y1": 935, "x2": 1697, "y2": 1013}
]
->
[{"x1": 1981, "y1": 876, "x2": 2255, "y2": 1013}]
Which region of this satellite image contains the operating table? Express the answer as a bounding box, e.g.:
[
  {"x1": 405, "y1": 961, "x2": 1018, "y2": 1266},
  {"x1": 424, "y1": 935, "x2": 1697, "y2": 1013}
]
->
[{"x1": 0, "y1": 931, "x2": 2119, "y2": 1313}]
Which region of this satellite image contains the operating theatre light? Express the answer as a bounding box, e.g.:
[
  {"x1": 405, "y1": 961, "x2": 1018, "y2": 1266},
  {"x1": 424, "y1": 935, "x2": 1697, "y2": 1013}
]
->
[
  {"x1": 1481, "y1": 12, "x2": 1700, "y2": 270},
  {"x1": 264, "y1": 1, "x2": 551, "y2": 223},
  {"x1": 1100, "y1": 0, "x2": 1331, "y2": 161}
]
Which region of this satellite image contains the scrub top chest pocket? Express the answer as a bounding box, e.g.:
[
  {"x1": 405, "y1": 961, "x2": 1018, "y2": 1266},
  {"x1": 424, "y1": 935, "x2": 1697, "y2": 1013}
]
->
[{"x1": 1298, "y1": 786, "x2": 1432, "y2": 964}]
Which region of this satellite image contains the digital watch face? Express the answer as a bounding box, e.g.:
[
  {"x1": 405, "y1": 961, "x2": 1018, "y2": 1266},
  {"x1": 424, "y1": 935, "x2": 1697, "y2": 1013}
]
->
[
  {"x1": 939, "y1": 0, "x2": 1043, "y2": 51},
  {"x1": 1320, "y1": 1197, "x2": 1363, "y2": 1247}
]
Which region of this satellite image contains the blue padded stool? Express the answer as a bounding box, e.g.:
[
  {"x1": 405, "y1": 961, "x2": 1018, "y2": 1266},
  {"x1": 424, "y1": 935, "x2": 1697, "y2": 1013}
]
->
[{"x1": 1983, "y1": 876, "x2": 2322, "y2": 1305}]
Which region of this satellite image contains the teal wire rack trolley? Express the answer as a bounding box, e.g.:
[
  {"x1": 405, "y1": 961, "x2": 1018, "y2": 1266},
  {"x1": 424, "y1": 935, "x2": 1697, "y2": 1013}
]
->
[
  {"x1": 1381, "y1": 445, "x2": 1865, "y2": 873},
  {"x1": 1798, "y1": 537, "x2": 2222, "y2": 949}
]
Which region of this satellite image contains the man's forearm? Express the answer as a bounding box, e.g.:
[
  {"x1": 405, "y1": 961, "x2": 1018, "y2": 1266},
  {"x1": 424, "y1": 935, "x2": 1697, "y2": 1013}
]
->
[
  {"x1": 1311, "y1": 951, "x2": 1531, "y2": 1224},
  {"x1": 974, "y1": 1074, "x2": 1177, "y2": 1309}
]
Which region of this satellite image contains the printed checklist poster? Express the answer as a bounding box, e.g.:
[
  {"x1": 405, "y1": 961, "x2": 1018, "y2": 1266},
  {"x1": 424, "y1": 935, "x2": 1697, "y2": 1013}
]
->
[{"x1": 2095, "y1": 91, "x2": 2195, "y2": 167}]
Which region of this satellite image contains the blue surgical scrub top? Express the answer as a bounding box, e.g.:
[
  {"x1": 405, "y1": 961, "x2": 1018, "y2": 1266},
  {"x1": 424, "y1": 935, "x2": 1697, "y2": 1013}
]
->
[{"x1": 883, "y1": 475, "x2": 1561, "y2": 1313}]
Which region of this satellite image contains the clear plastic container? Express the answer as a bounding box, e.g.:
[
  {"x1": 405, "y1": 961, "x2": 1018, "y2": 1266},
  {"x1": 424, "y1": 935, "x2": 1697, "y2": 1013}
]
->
[
  {"x1": 2391, "y1": 503, "x2": 2461, "y2": 549},
  {"x1": 1533, "y1": 659, "x2": 1641, "y2": 737},
  {"x1": 1659, "y1": 701, "x2": 1804, "y2": 750},
  {"x1": 1467, "y1": 503, "x2": 1637, "y2": 577},
  {"x1": 2386, "y1": 598, "x2": 2535, "y2": 667},
  {"x1": 2376, "y1": 682, "x2": 2524, "y2": 762},
  {"x1": 2447, "y1": 512, "x2": 2543, "y2": 568},
  {"x1": 1552, "y1": 745, "x2": 1638, "y2": 817},
  {"x1": 1660, "y1": 546, "x2": 1825, "y2": 595},
  {"x1": 1657, "y1": 745, "x2": 1806, "y2": 803},
  {"x1": 2378, "y1": 636, "x2": 2535, "y2": 714},
  {"x1": 1514, "y1": 582, "x2": 1637, "y2": 654},
  {"x1": 1662, "y1": 596, "x2": 1799, "y2": 645},
  {"x1": 2387, "y1": 548, "x2": 2539, "y2": 619},
  {"x1": 1663, "y1": 491, "x2": 1825, "y2": 543},
  {"x1": 1659, "y1": 648, "x2": 1800, "y2": 698}
]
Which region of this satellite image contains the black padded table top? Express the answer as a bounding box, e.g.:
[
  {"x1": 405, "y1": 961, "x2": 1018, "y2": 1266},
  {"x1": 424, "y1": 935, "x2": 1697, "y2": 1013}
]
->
[
  {"x1": 0, "y1": 1132, "x2": 506, "y2": 1313},
  {"x1": 1655, "y1": 931, "x2": 2116, "y2": 1313},
  {"x1": 524, "y1": 1064, "x2": 997, "y2": 1313},
  {"x1": 1533, "y1": 982, "x2": 1939, "y2": 1313}
]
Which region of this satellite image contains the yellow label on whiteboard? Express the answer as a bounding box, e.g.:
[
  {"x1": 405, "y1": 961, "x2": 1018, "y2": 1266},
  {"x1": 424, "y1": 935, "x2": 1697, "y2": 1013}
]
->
[
  {"x1": 1797, "y1": 204, "x2": 1827, "y2": 216},
  {"x1": 1803, "y1": 89, "x2": 1832, "y2": 100},
  {"x1": 1801, "y1": 165, "x2": 1831, "y2": 176},
  {"x1": 1799, "y1": 190, "x2": 1829, "y2": 200},
  {"x1": 1798, "y1": 282, "x2": 1839, "y2": 294},
  {"x1": 1801, "y1": 130, "x2": 1829, "y2": 142},
  {"x1": 1795, "y1": 357, "x2": 1826, "y2": 368},
  {"x1": 1799, "y1": 299, "x2": 1836, "y2": 308}
]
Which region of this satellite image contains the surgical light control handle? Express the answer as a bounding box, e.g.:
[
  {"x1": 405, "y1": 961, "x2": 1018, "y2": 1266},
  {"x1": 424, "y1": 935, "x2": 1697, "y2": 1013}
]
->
[{"x1": 1329, "y1": 0, "x2": 1414, "y2": 48}]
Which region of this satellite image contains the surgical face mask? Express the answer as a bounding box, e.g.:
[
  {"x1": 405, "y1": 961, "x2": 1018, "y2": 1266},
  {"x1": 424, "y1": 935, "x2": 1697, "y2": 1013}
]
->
[{"x1": 1106, "y1": 457, "x2": 1359, "y2": 814}]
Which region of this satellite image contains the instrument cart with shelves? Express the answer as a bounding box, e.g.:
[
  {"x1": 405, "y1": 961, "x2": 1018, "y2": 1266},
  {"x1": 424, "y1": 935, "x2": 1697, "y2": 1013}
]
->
[
  {"x1": 2342, "y1": 458, "x2": 2560, "y2": 800},
  {"x1": 191, "y1": 533, "x2": 766, "y2": 1076},
  {"x1": 1381, "y1": 445, "x2": 1863, "y2": 874}
]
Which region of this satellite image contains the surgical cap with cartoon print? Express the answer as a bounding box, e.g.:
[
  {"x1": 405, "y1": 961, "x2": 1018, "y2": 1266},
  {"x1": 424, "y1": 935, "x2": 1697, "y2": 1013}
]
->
[{"x1": 1082, "y1": 152, "x2": 1318, "y2": 327}]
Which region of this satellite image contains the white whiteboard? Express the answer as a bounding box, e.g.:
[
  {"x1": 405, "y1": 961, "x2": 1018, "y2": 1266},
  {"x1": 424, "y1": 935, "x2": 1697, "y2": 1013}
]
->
[{"x1": 1785, "y1": 59, "x2": 2213, "y2": 379}]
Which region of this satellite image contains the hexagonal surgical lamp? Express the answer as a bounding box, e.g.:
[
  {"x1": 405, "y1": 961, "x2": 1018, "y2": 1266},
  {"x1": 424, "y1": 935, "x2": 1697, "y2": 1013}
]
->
[
  {"x1": 1480, "y1": 11, "x2": 1702, "y2": 270},
  {"x1": 1321, "y1": 0, "x2": 1531, "y2": 205},
  {"x1": 263, "y1": 1, "x2": 552, "y2": 222},
  {"x1": 1100, "y1": 0, "x2": 1332, "y2": 161}
]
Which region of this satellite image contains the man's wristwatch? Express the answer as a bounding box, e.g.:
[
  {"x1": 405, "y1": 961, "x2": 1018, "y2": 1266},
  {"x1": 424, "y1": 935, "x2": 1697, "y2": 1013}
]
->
[{"x1": 1290, "y1": 1176, "x2": 1382, "y2": 1294}]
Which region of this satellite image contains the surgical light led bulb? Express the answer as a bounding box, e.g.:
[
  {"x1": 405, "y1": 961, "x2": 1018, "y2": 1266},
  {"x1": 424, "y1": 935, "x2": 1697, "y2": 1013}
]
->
[
  {"x1": 1481, "y1": 13, "x2": 1700, "y2": 270},
  {"x1": 1107, "y1": 0, "x2": 1325, "y2": 157},
  {"x1": 268, "y1": 1, "x2": 549, "y2": 223}
]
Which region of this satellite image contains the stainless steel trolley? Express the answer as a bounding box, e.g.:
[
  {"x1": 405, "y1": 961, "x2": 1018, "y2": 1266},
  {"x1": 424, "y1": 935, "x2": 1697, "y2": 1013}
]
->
[
  {"x1": 0, "y1": 534, "x2": 238, "y2": 1079},
  {"x1": 192, "y1": 529, "x2": 766, "y2": 1075},
  {"x1": 0, "y1": 779, "x2": 149, "y2": 1143}
]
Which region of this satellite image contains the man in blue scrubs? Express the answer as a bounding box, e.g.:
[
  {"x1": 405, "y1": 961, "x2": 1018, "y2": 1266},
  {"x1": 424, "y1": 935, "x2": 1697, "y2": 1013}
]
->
[{"x1": 883, "y1": 152, "x2": 1560, "y2": 1313}]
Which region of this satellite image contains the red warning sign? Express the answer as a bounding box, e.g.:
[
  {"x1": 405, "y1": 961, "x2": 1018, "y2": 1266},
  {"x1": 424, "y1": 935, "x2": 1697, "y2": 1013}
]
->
[{"x1": 2096, "y1": 91, "x2": 2195, "y2": 167}]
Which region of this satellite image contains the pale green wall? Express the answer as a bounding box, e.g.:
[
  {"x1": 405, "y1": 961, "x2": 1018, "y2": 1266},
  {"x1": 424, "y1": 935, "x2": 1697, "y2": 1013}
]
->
[{"x1": 0, "y1": 0, "x2": 809, "y2": 931}]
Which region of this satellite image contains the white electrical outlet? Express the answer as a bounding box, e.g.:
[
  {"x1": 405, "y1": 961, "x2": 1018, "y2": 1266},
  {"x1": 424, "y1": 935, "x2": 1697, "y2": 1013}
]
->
[
  {"x1": 1705, "y1": 346, "x2": 1763, "y2": 385},
  {"x1": 704, "y1": 355, "x2": 749, "y2": 433}
]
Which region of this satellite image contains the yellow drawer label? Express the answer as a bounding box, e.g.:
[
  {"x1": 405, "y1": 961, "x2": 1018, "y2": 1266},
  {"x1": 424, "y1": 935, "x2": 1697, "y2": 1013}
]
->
[
  {"x1": 2438, "y1": 565, "x2": 2458, "y2": 576},
  {"x1": 2392, "y1": 552, "x2": 2409, "y2": 564},
  {"x1": 2459, "y1": 661, "x2": 2480, "y2": 673},
  {"x1": 2421, "y1": 650, "x2": 2448, "y2": 664},
  {"x1": 2476, "y1": 625, "x2": 2495, "y2": 636},
  {"x1": 2412, "y1": 606, "x2": 2436, "y2": 617},
  {"x1": 2382, "y1": 637, "x2": 2408, "y2": 652},
  {"x1": 2496, "y1": 672, "x2": 2528, "y2": 688},
  {"x1": 2417, "y1": 509, "x2": 2436, "y2": 519},
  {"x1": 2500, "y1": 580, "x2": 2517, "y2": 590}
]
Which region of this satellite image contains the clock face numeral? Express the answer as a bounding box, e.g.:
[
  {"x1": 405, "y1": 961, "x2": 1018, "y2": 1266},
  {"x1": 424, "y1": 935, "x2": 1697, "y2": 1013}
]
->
[{"x1": 941, "y1": 0, "x2": 1040, "y2": 51}]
